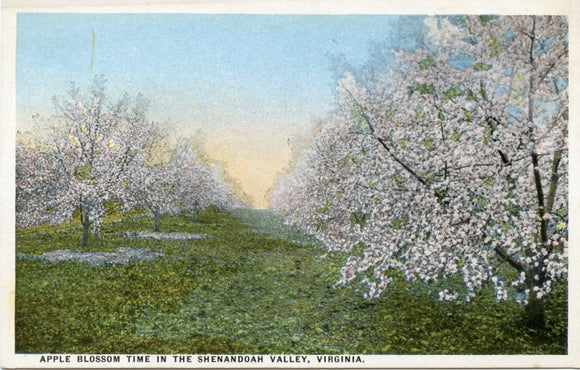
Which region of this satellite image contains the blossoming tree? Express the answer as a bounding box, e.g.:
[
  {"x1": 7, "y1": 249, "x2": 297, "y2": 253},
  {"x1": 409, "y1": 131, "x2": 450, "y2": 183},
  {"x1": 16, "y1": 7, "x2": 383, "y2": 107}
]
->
[
  {"x1": 16, "y1": 144, "x2": 66, "y2": 229},
  {"x1": 16, "y1": 77, "x2": 160, "y2": 246},
  {"x1": 124, "y1": 163, "x2": 177, "y2": 232},
  {"x1": 125, "y1": 140, "x2": 241, "y2": 230},
  {"x1": 271, "y1": 15, "x2": 568, "y2": 329},
  {"x1": 168, "y1": 141, "x2": 242, "y2": 213}
]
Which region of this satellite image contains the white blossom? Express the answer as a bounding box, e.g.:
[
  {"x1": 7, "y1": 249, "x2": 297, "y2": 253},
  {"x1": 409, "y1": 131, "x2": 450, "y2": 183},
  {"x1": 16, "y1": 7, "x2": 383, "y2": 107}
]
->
[{"x1": 271, "y1": 16, "x2": 568, "y2": 308}]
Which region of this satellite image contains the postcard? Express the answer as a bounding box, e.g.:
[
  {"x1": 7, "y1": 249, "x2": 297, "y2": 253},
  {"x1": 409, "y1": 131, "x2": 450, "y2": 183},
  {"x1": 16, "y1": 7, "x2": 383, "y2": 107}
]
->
[{"x1": 1, "y1": 0, "x2": 578, "y2": 368}]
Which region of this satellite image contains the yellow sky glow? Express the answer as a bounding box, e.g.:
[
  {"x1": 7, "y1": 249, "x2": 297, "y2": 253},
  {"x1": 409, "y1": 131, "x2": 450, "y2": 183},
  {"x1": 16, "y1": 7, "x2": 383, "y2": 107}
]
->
[{"x1": 203, "y1": 122, "x2": 297, "y2": 208}]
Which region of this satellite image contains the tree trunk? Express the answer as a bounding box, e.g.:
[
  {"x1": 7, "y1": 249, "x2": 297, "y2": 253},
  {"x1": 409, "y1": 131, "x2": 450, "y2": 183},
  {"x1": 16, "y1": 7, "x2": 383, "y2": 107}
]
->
[
  {"x1": 526, "y1": 290, "x2": 546, "y2": 331},
  {"x1": 525, "y1": 267, "x2": 546, "y2": 330},
  {"x1": 152, "y1": 210, "x2": 160, "y2": 232},
  {"x1": 524, "y1": 47, "x2": 546, "y2": 332},
  {"x1": 80, "y1": 205, "x2": 90, "y2": 247},
  {"x1": 189, "y1": 209, "x2": 197, "y2": 223}
]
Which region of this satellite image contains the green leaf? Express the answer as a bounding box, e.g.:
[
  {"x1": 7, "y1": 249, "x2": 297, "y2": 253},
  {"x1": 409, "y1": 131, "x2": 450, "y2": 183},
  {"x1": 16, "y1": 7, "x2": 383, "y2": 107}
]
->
[
  {"x1": 349, "y1": 210, "x2": 368, "y2": 230},
  {"x1": 473, "y1": 62, "x2": 492, "y2": 72},
  {"x1": 73, "y1": 162, "x2": 93, "y2": 181},
  {"x1": 443, "y1": 86, "x2": 464, "y2": 102},
  {"x1": 408, "y1": 84, "x2": 436, "y2": 95},
  {"x1": 420, "y1": 136, "x2": 436, "y2": 151},
  {"x1": 478, "y1": 15, "x2": 496, "y2": 25},
  {"x1": 488, "y1": 34, "x2": 503, "y2": 57},
  {"x1": 419, "y1": 55, "x2": 436, "y2": 70}
]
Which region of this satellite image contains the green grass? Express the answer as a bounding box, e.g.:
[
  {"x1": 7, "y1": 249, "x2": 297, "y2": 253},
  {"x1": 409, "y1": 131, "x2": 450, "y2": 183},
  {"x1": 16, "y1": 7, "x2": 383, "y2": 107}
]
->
[{"x1": 15, "y1": 208, "x2": 567, "y2": 354}]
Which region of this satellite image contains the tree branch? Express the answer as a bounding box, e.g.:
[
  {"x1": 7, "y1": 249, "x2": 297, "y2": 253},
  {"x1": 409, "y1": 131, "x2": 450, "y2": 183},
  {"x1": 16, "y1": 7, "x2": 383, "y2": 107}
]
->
[
  {"x1": 376, "y1": 137, "x2": 428, "y2": 187},
  {"x1": 450, "y1": 218, "x2": 470, "y2": 227},
  {"x1": 531, "y1": 150, "x2": 548, "y2": 245},
  {"x1": 494, "y1": 246, "x2": 526, "y2": 273},
  {"x1": 545, "y1": 151, "x2": 562, "y2": 214},
  {"x1": 341, "y1": 86, "x2": 429, "y2": 188},
  {"x1": 537, "y1": 51, "x2": 567, "y2": 87}
]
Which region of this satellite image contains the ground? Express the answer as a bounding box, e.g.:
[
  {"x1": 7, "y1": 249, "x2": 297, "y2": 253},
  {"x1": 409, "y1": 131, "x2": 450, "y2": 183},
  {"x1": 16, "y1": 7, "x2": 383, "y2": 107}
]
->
[{"x1": 15, "y1": 207, "x2": 567, "y2": 354}]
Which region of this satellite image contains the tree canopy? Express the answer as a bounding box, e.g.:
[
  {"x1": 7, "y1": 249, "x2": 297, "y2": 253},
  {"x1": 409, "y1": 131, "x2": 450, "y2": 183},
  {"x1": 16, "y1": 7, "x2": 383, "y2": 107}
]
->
[{"x1": 271, "y1": 15, "x2": 568, "y2": 329}]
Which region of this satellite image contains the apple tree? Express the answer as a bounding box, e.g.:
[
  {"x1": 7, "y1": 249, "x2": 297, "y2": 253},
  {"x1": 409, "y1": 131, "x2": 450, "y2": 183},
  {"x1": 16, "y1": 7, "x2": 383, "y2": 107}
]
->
[
  {"x1": 271, "y1": 15, "x2": 568, "y2": 329},
  {"x1": 16, "y1": 77, "x2": 160, "y2": 246},
  {"x1": 125, "y1": 140, "x2": 241, "y2": 231}
]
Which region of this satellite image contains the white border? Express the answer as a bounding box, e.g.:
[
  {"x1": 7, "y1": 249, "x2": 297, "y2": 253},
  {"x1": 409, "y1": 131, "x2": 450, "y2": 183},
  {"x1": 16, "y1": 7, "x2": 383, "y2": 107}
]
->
[{"x1": 1, "y1": 1, "x2": 578, "y2": 369}]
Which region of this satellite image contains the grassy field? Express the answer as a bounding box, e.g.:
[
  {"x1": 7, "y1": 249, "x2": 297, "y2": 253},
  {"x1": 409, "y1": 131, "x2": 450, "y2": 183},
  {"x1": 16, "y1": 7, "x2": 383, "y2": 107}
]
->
[{"x1": 15, "y1": 208, "x2": 567, "y2": 354}]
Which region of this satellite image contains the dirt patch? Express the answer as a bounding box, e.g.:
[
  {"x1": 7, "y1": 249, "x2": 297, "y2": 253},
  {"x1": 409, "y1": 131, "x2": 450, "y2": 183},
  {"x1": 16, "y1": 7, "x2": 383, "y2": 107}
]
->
[
  {"x1": 16, "y1": 248, "x2": 164, "y2": 267},
  {"x1": 121, "y1": 231, "x2": 210, "y2": 240}
]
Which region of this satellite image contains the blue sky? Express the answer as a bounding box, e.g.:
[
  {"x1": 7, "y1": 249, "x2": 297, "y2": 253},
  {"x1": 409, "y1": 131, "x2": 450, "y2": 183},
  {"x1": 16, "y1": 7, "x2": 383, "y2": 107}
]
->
[
  {"x1": 16, "y1": 13, "x2": 426, "y2": 206},
  {"x1": 17, "y1": 14, "x2": 425, "y2": 124}
]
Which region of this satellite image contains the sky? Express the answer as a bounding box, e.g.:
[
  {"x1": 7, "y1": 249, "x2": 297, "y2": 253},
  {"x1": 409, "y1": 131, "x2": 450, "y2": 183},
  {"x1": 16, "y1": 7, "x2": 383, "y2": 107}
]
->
[{"x1": 16, "y1": 13, "x2": 426, "y2": 207}]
